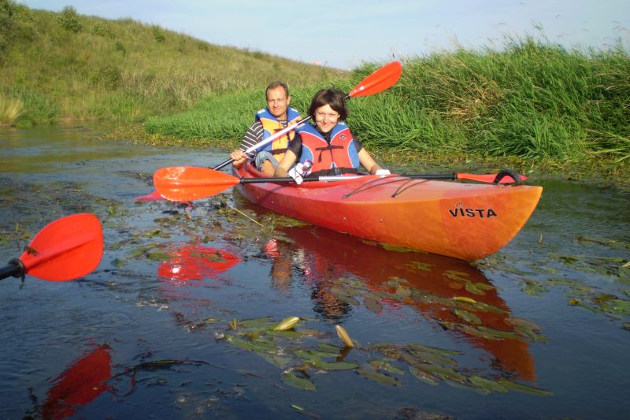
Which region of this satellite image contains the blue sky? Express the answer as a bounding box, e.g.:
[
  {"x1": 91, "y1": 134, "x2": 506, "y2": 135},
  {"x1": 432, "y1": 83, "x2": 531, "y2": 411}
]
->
[{"x1": 17, "y1": 0, "x2": 630, "y2": 69}]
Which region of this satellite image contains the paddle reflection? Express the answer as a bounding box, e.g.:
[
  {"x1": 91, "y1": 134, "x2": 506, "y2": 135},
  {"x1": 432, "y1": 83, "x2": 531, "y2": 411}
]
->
[
  {"x1": 41, "y1": 344, "x2": 112, "y2": 420},
  {"x1": 158, "y1": 245, "x2": 241, "y2": 285},
  {"x1": 267, "y1": 226, "x2": 537, "y2": 381},
  {"x1": 156, "y1": 243, "x2": 241, "y2": 329}
]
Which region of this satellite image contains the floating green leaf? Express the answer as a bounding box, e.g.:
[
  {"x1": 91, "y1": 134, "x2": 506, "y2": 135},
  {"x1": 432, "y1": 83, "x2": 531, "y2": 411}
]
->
[
  {"x1": 411, "y1": 363, "x2": 467, "y2": 383},
  {"x1": 369, "y1": 359, "x2": 405, "y2": 375},
  {"x1": 498, "y1": 380, "x2": 553, "y2": 396},
  {"x1": 408, "y1": 366, "x2": 439, "y2": 386},
  {"x1": 239, "y1": 317, "x2": 274, "y2": 329},
  {"x1": 282, "y1": 372, "x2": 316, "y2": 391},
  {"x1": 454, "y1": 308, "x2": 482, "y2": 325},
  {"x1": 356, "y1": 366, "x2": 402, "y2": 386},
  {"x1": 310, "y1": 359, "x2": 358, "y2": 371},
  {"x1": 514, "y1": 324, "x2": 548, "y2": 342},
  {"x1": 468, "y1": 376, "x2": 509, "y2": 393}
]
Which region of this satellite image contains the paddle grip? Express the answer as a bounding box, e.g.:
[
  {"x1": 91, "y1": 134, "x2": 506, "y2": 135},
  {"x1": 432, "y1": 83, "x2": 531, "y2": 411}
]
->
[{"x1": 0, "y1": 259, "x2": 24, "y2": 281}]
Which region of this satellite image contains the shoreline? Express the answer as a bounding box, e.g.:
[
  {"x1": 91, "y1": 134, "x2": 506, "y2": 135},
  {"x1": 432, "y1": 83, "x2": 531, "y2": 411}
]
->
[{"x1": 102, "y1": 123, "x2": 629, "y2": 190}]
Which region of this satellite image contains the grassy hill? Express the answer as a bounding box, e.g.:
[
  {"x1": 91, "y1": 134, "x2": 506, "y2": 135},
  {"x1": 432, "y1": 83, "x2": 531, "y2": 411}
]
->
[
  {"x1": 0, "y1": 0, "x2": 347, "y2": 127},
  {"x1": 1, "y1": 0, "x2": 628, "y2": 175}
]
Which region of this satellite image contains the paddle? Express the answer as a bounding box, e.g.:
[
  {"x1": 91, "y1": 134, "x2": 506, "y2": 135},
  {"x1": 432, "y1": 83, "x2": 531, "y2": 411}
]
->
[
  {"x1": 0, "y1": 213, "x2": 103, "y2": 283},
  {"x1": 212, "y1": 60, "x2": 403, "y2": 171},
  {"x1": 140, "y1": 61, "x2": 403, "y2": 202},
  {"x1": 154, "y1": 166, "x2": 527, "y2": 202}
]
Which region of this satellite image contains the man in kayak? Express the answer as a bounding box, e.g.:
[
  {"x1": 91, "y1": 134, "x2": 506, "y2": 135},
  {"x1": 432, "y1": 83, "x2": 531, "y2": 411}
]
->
[
  {"x1": 230, "y1": 81, "x2": 302, "y2": 176},
  {"x1": 274, "y1": 89, "x2": 389, "y2": 177}
]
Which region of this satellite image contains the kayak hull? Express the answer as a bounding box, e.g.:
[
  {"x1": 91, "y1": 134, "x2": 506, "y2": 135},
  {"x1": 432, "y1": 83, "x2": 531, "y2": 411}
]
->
[{"x1": 234, "y1": 165, "x2": 542, "y2": 260}]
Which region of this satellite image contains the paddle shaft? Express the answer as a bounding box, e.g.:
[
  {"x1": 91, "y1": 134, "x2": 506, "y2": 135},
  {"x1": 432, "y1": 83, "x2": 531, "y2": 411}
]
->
[
  {"x1": 213, "y1": 116, "x2": 312, "y2": 171},
  {"x1": 243, "y1": 174, "x2": 363, "y2": 183},
  {"x1": 0, "y1": 260, "x2": 24, "y2": 281},
  {"x1": 236, "y1": 172, "x2": 517, "y2": 185}
]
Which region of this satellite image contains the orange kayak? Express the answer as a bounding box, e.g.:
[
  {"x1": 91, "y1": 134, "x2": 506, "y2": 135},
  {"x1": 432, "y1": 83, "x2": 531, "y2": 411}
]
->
[{"x1": 234, "y1": 164, "x2": 542, "y2": 260}]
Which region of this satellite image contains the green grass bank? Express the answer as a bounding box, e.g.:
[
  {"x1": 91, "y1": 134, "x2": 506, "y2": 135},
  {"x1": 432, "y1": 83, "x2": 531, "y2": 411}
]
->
[
  {"x1": 146, "y1": 40, "x2": 629, "y2": 178},
  {"x1": 2, "y1": 1, "x2": 628, "y2": 181},
  {"x1": 0, "y1": 0, "x2": 345, "y2": 127}
]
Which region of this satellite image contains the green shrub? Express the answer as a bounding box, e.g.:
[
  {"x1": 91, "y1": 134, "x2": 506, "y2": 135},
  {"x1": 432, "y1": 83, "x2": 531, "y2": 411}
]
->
[
  {"x1": 91, "y1": 21, "x2": 112, "y2": 38},
  {"x1": 115, "y1": 41, "x2": 126, "y2": 57},
  {"x1": 58, "y1": 6, "x2": 82, "y2": 33},
  {"x1": 153, "y1": 26, "x2": 165, "y2": 43}
]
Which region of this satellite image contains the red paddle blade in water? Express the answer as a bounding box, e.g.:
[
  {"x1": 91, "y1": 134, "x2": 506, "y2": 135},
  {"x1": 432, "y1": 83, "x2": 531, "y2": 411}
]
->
[
  {"x1": 158, "y1": 245, "x2": 241, "y2": 282},
  {"x1": 134, "y1": 190, "x2": 165, "y2": 202},
  {"x1": 18, "y1": 213, "x2": 103, "y2": 282},
  {"x1": 154, "y1": 167, "x2": 239, "y2": 202},
  {"x1": 348, "y1": 61, "x2": 402, "y2": 98},
  {"x1": 42, "y1": 344, "x2": 112, "y2": 420}
]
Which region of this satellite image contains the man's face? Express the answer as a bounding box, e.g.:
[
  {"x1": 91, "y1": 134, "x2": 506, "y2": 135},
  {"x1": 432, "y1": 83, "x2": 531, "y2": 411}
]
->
[{"x1": 266, "y1": 86, "x2": 290, "y2": 120}]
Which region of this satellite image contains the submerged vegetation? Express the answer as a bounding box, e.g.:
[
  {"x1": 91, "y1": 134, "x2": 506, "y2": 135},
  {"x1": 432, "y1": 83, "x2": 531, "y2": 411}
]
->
[{"x1": 1, "y1": 0, "x2": 629, "y2": 177}]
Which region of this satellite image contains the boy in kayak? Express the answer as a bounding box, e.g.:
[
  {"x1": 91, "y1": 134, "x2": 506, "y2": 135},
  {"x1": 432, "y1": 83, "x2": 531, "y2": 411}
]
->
[
  {"x1": 230, "y1": 81, "x2": 301, "y2": 176},
  {"x1": 274, "y1": 88, "x2": 389, "y2": 178}
]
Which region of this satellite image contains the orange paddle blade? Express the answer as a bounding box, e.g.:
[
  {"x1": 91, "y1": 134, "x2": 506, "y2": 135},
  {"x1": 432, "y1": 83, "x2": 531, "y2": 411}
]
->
[
  {"x1": 348, "y1": 61, "x2": 402, "y2": 98},
  {"x1": 154, "y1": 167, "x2": 240, "y2": 202},
  {"x1": 19, "y1": 213, "x2": 103, "y2": 282}
]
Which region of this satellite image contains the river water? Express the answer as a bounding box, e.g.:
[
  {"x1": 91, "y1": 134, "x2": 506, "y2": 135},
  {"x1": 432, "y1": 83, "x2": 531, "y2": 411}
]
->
[{"x1": 0, "y1": 125, "x2": 629, "y2": 420}]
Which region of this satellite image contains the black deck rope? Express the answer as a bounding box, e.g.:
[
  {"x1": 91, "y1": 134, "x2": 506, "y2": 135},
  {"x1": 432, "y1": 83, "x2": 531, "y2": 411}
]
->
[{"x1": 493, "y1": 169, "x2": 523, "y2": 186}]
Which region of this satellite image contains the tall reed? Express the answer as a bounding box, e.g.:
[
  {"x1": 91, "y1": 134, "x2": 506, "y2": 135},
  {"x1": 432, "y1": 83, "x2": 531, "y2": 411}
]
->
[{"x1": 148, "y1": 37, "x2": 629, "y2": 164}]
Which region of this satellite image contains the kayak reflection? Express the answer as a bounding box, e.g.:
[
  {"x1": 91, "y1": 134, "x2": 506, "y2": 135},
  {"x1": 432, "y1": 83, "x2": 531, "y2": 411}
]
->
[
  {"x1": 266, "y1": 226, "x2": 537, "y2": 381},
  {"x1": 41, "y1": 344, "x2": 112, "y2": 420}
]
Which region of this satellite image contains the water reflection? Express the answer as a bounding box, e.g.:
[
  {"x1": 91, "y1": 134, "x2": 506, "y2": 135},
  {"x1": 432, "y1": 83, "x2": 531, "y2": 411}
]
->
[
  {"x1": 267, "y1": 226, "x2": 537, "y2": 381},
  {"x1": 158, "y1": 244, "x2": 241, "y2": 284},
  {"x1": 40, "y1": 344, "x2": 112, "y2": 420},
  {"x1": 154, "y1": 242, "x2": 242, "y2": 329}
]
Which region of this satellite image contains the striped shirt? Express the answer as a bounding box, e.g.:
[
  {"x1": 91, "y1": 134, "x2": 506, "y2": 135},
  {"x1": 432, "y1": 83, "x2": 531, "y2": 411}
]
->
[{"x1": 239, "y1": 121, "x2": 264, "y2": 157}]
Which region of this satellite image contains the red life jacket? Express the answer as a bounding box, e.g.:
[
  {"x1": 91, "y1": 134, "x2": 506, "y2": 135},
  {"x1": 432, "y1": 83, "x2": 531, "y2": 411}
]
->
[{"x1": 297, "y1": 123, "x2": 360, "y2": 176}]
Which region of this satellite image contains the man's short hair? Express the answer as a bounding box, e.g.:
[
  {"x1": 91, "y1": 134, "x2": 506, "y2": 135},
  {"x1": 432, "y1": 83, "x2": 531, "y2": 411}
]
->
[{"x1": 266, "y1": 81, "x2": 289, "y2": 99}]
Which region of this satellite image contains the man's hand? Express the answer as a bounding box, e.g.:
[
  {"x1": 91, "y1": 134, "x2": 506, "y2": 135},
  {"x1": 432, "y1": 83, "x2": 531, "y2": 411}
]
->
[{"x1": 230, "y1": 150, "x2": 247, "y2": 168}]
